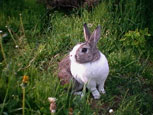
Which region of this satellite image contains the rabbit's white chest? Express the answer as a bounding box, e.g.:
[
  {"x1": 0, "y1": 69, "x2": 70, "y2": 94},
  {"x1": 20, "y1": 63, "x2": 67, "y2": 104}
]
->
[{"x1": 70, "y1": 53, "x2": 109, "y2": 84}]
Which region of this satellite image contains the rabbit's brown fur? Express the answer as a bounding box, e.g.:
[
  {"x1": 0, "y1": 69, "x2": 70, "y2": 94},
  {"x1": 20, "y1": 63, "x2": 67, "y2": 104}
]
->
[{"x1": 58, "y1": 55, "x2": 71, "y2": 85}]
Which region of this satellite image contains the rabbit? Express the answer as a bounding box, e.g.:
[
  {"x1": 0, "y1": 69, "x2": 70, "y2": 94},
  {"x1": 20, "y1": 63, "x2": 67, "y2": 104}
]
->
[
  {"x1": 58, "y1": 23, "x2": 109, "y2": 99},
  {"x1": 69, "y1": 23, "x2": 109, "y2": 99}
]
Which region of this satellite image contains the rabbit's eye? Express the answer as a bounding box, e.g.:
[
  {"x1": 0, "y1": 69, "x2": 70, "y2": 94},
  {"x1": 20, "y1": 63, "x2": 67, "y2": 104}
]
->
[{"x1": 82, "y1": 48, "x2": 87, "y2": 53}]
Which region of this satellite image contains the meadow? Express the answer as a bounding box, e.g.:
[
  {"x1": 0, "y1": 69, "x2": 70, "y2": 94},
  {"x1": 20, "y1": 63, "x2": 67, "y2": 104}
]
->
[{"x1": 0, "y1": 0, "x2": 153, "y2": 114}]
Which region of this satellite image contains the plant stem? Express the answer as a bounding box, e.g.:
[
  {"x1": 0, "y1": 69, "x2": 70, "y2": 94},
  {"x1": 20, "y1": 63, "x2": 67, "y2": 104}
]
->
[
  {"x1": 0, "y1": 36, "x2": 7, "y2": 65},
  {"x1": 0, "y1": 86, "x2": 9, "y2": 114},
  {"x1": 7, "y1": 27, "x2": 17, "y2": 45},
  {"x1": 22, "y1": 87, "x2": 25, "y2": 115},
  {"x1": 19, "y1": 14, "x2": 25, "y2": 37}
]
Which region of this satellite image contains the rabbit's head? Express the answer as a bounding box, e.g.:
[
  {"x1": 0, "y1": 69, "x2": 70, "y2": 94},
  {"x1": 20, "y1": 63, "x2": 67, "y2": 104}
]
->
[{"x1": 71, "y1": 23, "x2": 101, "y2": 63}]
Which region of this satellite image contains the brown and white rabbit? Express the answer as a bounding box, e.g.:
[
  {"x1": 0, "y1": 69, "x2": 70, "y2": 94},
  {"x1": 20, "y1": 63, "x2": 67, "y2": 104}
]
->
[{"x1": 58, "y1": 24, "x2": 109, "y2": 99}]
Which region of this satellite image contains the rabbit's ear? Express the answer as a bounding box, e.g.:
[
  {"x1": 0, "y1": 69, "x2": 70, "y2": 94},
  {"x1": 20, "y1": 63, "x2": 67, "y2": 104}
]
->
[
  {"x1": 89, "y1": 26, "x2": 101, "y2": 48},
  {"x1": 83, "y1": 23, "x2": 91, "y2": 41}
]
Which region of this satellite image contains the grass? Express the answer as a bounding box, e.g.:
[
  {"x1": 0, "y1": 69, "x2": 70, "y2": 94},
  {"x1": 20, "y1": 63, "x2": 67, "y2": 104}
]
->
[{"x1": 0, "y1": 0, "x2": 153, "y2": 114}]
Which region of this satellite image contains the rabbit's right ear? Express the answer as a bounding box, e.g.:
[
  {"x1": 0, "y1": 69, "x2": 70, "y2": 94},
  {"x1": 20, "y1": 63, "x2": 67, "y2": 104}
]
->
[
  {"x1": 83, "y1": 23, "x2": 91, "y2": 42},
  {"x1": 88, "y1": 26, "x2": 101, "y2": 48}
]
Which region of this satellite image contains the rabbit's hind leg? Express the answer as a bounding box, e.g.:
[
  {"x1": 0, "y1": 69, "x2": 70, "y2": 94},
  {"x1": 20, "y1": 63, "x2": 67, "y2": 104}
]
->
[{"x1": 72, "y1": 82, "x2": 83, "y2": 97}]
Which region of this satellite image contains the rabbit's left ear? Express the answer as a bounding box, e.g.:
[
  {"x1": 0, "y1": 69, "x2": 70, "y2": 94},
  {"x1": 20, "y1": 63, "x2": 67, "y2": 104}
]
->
[
  {"x1": 89, "y1": 26, "x2": 101, "y2": 48},
  {"x1": 83, "y1": 23, "x2": 91, "y2": 42}
]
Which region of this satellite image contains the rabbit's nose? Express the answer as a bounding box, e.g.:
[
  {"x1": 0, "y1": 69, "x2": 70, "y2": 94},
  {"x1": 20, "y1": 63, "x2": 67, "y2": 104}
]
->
[{"x1": 75, "y1": 54, "x2": 80, "y2": 60}]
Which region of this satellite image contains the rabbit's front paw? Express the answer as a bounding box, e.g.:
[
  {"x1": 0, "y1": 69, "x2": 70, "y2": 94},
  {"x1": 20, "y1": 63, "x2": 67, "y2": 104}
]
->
[
  {"x1": 99, "y1": 88, "x2": 106, "y2": 94},
  {"x1": 93, "y1": 93, "x2": 101, "y2": 99},
  {"x1": 98, "y1": 83, "x2": 106, "y2": 94},
  {"x1": 92, "y1": 90, "x2": 101, "y2": 99}
]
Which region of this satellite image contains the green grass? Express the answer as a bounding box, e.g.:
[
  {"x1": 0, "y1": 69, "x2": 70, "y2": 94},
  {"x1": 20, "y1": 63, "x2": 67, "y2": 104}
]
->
[{"x1": 0, "y1": 0, "x2": 153, "y2": 114}]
